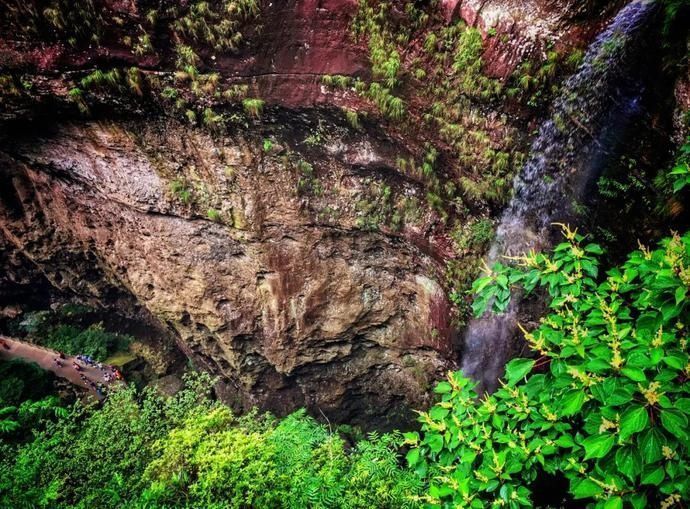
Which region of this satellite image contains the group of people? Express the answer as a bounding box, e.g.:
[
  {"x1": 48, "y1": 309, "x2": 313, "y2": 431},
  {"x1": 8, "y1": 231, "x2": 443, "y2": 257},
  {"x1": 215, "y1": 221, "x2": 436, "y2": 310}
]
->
[
  {"x1": 1, "y1": 337, "x2": 124, "y2": 399},
  {"x1": 49, "y1": 353, "x2": 123, "y2": 399},
  {"x1": 72, "y1": 354, "x2": 123, "y2": 398}
]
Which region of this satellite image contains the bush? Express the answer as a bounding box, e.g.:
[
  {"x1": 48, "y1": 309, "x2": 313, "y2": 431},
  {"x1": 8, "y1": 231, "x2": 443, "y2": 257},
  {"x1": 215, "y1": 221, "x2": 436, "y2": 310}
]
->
[
  {"x1": 1, "y1": 375, "x2": 421, "y2": 508},
  {"x1": 407, "y1": 225, "x2": 690, "y2": 508},
  {"x1": 242, "y1": 98, "x2": 265, "y2": 118}
]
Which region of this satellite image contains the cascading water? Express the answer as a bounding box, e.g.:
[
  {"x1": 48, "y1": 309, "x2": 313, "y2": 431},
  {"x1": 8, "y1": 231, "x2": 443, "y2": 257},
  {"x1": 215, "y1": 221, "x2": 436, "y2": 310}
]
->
[{"x1": 461, "y1": 0, "x2": 659, "y2": 392}]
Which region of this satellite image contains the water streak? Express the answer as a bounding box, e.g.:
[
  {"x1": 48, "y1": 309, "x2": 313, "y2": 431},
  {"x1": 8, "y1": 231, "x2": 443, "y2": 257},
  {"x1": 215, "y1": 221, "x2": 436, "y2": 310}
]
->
[{"x1": 461, "y1": 0, "x2": 658, "y2": 392}]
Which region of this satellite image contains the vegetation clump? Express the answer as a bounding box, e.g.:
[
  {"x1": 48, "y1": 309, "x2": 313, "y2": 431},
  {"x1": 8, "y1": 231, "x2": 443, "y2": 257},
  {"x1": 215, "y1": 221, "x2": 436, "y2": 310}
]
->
[
  {"x1": 0, "y1": 374, "x2": 422, "y2": 508},
  {"x1": 409, "y1": 225, "x2": 690, "y2": 508}
]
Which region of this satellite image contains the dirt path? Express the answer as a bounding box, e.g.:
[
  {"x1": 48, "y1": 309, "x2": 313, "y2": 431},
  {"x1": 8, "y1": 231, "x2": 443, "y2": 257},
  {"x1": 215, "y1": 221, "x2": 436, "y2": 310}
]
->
[{"x1": 0, "y1": 336, "x2": 123, "y2": 399}]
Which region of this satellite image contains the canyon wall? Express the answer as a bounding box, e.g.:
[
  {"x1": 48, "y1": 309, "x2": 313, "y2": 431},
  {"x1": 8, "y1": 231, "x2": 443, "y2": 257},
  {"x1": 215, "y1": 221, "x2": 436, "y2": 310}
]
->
[{"x1": 2, "y1": 0, "x2": 683, "y2": 426}]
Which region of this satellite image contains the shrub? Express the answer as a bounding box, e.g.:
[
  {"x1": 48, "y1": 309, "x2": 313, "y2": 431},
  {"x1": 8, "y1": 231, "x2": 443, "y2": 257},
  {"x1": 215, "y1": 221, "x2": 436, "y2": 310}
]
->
[
  {"x1": 408, "y1": 225, "x2": 690, "y2": 508},
  {"x1": 242, "y1": 97, "x2": 265, "y2": 118},
  {"x1": 1, "y1": 375, "x2": 422, "y2": 508},
  {"x1": 207, "y1": 208, "x2": 221, "y2": 222}
]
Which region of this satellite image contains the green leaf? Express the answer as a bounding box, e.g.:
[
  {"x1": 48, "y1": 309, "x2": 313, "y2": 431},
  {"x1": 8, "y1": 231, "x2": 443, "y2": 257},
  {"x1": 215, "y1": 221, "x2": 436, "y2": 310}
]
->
[
  {"x1": 571, "y1": 478, "x2": 603, "y2": 499},
  {"x1": 434, "y1": 381, "x2": 452, "y2": 394},
  {"x1": 615, "y1": 446, "x2": 642, "y2": 480},
  {"x1": 582, "y1": 433, "x2": 615, "y2": 460},
  {"x1": 406, "y1": 447, "x2": 420, "y2": 467},
  {"x1": 630, "y1": 494, "x2": 647, "y2": 509},
  {"x1": 661, "y1": 410, "x2": 688, "y2": 440},
  {"x1": 603, "y1": 496, "x2": 623, "y2": 509},
  {"x1": 675, "y1": 398, "x2": 690, "y2": 414},
  {"x1": 403, "y1": 432, "x2": 419, "y2": 444},
  {"x1": 640, "y1": 465, "x2": 664, "y2": 486},
  {"x1": 660, "y1": 410, "x2": 689, "y2": 441},
  {"x1": 621, "y1": 367, "x2": 646, "y2": 382},
  {"x1": 662, "y1": 352, "x2": 687, "y2": 370},
  {"x1": 619, "y1": 405, "x2": 649, "y2": 440},
  {"x1": 556, "y1": 434, "x2": 575, "y2": 448},
  {"x1": 429, "y1": 406, "x2": 450, "y2": 421},
  {"x1": 426, "y1": 433, "x2": 444, "y2": 454},
  {"x1": 504, "y1": 358, "x2": 535, "y2": 386},
  {"x1": 638, "y1": 428, "x2": 664, "y2": 463},
  {"x1": 560, "y1": 390, "x2": 586, "y2": 416}
]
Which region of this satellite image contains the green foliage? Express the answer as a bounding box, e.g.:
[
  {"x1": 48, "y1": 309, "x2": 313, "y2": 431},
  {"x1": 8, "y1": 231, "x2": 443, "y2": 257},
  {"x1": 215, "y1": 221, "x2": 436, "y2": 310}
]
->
[
  {"x1": 410, "y1": 226, "x2": 690, "y2": 508},
  {"x1": 16, "y1": 310, "x2": 131, "y2": 361},
  {"x1": 296, "y1": 159, "x2": 323, "y2": 197},
  {"x1": 202, "y1": 107, "x2": 225, "y2": 131},
  {"x1": 1, "y1": 374, "x2": 421, "y2": 508},
  {"x1": 668, "y1": 138, "x2": 690, "y2": 194},
  {"x1": 172, "y1": 0, "x2": 259, "y2": 53},
  {"x1": 0, "y1": 373, "x2": 217, "y2": 508},
  {"x1": 343, "y1": 108, "x2": 362, "y2": 129},
  {"x1": 242, "y1": 97, "x2": 265, "y2": 118},
  {"x1": 4, "y1": 0, "x2": 104, "y2": 46},
  {"x1": 80, "y1": 68, "x2": 122, "y2": 90},
  {"x1": 207, "y1": 208, "x2": 221, "y2": 222},
  {"x1": 170, "y1": 178, "x2": 193, "y2": 204}
]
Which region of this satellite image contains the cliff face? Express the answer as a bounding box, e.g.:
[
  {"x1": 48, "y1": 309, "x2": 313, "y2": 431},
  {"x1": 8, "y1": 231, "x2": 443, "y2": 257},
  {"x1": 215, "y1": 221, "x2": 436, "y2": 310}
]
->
[
  {"x1": 0, "y1": 0, "x2": 646, "y2": 425},
  {"x1": 1, "y1": 115, "x2": 458, "y2": 426}
]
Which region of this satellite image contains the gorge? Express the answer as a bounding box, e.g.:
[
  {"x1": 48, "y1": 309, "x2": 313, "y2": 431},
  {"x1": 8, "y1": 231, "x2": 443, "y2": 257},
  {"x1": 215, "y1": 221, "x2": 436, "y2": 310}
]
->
[{"x1": 0, "y1": 0, "x2": 689, "y2": 507}]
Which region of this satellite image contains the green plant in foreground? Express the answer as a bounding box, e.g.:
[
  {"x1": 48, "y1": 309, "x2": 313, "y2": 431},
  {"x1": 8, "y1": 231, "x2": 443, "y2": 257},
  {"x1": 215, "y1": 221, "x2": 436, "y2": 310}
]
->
[{"x1": 408, "y1": 225, "x2": 690, "y2": 508}]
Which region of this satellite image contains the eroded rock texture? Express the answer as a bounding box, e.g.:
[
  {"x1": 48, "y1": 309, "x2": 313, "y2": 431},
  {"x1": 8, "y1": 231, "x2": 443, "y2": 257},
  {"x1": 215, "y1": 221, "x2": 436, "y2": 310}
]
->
[
  {"x1": 2, "y1": 0, "x2": 682, "y2": 427},
  {"x1": 0, "y1": 117, "x2": 455, "y2": 426}
]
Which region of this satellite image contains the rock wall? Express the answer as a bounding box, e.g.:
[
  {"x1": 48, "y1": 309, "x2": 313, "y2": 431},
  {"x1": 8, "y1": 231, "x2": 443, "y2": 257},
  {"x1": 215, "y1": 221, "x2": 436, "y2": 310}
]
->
[
  {"x1": 2, "y1": 0, "x2": 682, "y2": 426},
  {"x1": 0, "y1": 116, "x2": 455, "y2": 427}
]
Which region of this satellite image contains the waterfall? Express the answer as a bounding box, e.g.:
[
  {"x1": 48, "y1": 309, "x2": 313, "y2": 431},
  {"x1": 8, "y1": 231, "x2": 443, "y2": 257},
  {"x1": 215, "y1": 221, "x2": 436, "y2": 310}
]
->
[{"x1": 461, "y1": 0, "x2": 659, "y2": 392}]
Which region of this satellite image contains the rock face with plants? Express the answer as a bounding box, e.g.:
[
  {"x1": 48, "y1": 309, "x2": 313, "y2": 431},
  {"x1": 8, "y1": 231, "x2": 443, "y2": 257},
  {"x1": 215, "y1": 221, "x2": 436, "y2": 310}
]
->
[
  {"x1": 1, "y1": 0, "x2": 690, "y2": 508},
  {"x1": 0, "y1": 0, "x2": 688, "y2": 430}
]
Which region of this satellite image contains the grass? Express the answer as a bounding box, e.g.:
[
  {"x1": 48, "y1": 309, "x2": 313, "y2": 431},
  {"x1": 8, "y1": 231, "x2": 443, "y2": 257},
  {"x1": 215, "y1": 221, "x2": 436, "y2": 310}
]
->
[{"x1": 242, "y1": 98, "x2": 265, "y2": 118}]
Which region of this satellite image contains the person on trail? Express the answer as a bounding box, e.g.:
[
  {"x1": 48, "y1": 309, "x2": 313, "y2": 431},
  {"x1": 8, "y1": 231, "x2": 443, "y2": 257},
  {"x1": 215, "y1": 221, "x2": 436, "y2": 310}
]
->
[
  {"x1": 73, "y1": 362, "x2": 82, "y2": 372},
  {"x1": 53, "y1": 358, "x2": 63, "y2": 368}
]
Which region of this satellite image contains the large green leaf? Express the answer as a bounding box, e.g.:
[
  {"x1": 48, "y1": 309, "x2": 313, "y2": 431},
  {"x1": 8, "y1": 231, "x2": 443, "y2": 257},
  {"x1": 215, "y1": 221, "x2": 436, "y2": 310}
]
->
[
  {"x1": 582, "y1": 434, "x2": 615, "y2": 460},
  {"x1": 638, "y1": 428, "x2": 664, "y2": 463},
  {"x1": 640, "y1": 465, "x2": 664, "y2": 486},
  {"x1": 571, "y1": 478, "x2": 603, "y2": 499},
  {"x1": 426, "y1": 433, "x2": 444, "y2": 454},
  {"x1": 660, "y1": 410, "x2": 689, "y2": 441},
  {"x1": 406, "y1": 447, "x2": 420, "y2": 467},
  {"x1": 603, "y1": 496, "x2": 623, "y2": 509},
  {"x1": 615, "y1": 446, "x2": 642, "y2": 480},
  {"x1": 504, "y1": 358, "x2": 535, "y2": 387},
  {"x1": 434, "y1": 381, "x2": 452, "y2": 394},
  {"x1": 620, "y1": 367, "x2": 646, "y2": 382},
  {"x1": 560, "y1": 390, "x2": 586, "y2": 416},
  {"x1": 619, "y1": 405, "x2": 648, "y2": 440}
]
